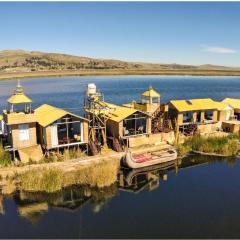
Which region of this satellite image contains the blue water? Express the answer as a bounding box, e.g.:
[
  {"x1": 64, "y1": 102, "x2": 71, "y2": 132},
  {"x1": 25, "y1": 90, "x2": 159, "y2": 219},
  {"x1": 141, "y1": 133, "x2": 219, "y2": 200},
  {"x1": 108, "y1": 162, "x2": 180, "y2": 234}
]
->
[
  {"x1": 0, "y1": 75, "x2": 240, "y2": 115},
  {"x1": 0, "y1": 76, "x2": 240, "y2": 238}
]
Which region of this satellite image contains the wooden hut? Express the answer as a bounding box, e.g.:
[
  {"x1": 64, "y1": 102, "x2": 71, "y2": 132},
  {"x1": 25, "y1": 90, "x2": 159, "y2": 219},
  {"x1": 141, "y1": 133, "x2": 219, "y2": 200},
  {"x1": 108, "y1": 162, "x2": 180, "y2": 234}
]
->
[
  {"x1": 35, "y1": 104, "x2": 89, "y2": 151},
  {"x1": 123, "y1": 86, "x2": 170, "y2": 133},
  {"x1": 92, "y1": 101, "x2": 151, "y2": 148},
  {"x1": 2, "y1": 81, "x2": 43, "y2": 162},
  {"x1": 222, "y1": 98, "x2": 240, "y2": 120},
  {"x1": 2, "y1": 81, "x2": 40, "y2": 159},
  {"x1": 168, "y1": 98, "x2": 223, "y2": 134}
]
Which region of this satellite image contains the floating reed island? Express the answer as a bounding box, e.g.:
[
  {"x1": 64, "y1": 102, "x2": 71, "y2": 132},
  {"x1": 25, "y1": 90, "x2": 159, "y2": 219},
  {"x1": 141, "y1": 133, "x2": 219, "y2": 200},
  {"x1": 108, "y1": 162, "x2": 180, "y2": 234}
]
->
[{"x1": 0, "y1": 80, "x2": 240, "y2": 192}]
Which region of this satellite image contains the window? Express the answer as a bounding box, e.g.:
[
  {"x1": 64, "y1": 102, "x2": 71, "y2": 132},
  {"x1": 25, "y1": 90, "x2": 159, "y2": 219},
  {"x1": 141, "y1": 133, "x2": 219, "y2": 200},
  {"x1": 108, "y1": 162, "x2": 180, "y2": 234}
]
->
[
  {"x1": 123, "y1": 112, "x2": 147, "y2": 136},
  {"x1": 204, "y1": 110, "x2": 213, "y2": 121},
  {"x1": 19, "y1": 124, "x2": 30, "y2": 141},
  {"x1": 183, "y1": 111, "x2": 193, "y2": 123}
]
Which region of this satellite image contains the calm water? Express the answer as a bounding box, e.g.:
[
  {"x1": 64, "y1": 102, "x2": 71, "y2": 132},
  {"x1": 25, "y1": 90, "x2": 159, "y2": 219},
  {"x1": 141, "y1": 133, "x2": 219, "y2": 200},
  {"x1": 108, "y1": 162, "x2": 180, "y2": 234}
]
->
[{"x1": 1, "y1": 75, "x2": 240, "y2": 238}]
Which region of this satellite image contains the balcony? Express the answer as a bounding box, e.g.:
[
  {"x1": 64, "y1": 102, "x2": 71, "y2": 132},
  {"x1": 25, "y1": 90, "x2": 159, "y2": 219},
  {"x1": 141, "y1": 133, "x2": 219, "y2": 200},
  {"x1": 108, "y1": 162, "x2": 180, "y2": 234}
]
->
[{"x1": 3, "y1": 110, "x2": 36, "y2": 125}]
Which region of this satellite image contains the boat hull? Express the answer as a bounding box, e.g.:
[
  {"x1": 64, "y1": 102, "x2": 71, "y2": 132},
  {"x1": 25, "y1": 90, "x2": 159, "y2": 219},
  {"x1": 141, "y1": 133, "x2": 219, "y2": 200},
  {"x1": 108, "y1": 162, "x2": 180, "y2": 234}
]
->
[{"x1": 123, "y1": 149, "x2": 177, "y2": 169}]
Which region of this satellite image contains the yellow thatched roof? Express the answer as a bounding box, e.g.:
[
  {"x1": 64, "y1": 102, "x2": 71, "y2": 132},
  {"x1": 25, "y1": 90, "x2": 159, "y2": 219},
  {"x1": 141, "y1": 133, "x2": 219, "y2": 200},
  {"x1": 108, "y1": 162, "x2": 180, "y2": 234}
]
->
[
  {"x1": 170, "y1": 98, "x2": 225, "y2": 112},
  {"x1": 122, "y1": 103, "x2": 134, "y2": 108},
  {"x1": 7, "y1": 93, "x2": 32, "y2": 104},
  {"x1": 142, "y1": 87, "x2": 160, "y2": 98},
  {"x1": 7, "y1": 80, "x2": 32, "y2": 104},
  {"x1": 222, "y1": 98, "x2": 240, "y2": 109},
  {"x1": 89, "y1": 101, "x2": 147, "y2": 122},
  {"x1": 35, "y1": 104, "x2": 88, "y2": 127}
]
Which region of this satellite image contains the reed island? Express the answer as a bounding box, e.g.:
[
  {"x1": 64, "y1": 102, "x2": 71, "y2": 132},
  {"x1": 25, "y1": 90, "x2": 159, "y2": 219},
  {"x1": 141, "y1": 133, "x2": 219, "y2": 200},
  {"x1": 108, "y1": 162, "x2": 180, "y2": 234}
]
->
[{"x1": 0, "y1": 80, "x2": 240, "y2": 194}]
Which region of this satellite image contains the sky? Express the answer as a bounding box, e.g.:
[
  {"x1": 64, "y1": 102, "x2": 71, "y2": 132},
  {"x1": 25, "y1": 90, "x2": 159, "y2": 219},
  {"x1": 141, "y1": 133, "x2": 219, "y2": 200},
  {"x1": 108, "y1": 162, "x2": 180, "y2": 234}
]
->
[{"x1": 0, "y1": 2, "x2": 240, "y2": 66}]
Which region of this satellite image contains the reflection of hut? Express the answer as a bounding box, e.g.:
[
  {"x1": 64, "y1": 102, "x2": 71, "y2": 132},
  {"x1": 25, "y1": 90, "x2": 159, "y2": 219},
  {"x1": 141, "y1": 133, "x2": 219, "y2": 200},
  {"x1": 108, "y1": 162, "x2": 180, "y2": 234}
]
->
[
  {"x1": 35, "y1": 104, "x2": 89, "y2": 151},
  {"x1": 17, "y1": 202, "x2": 49, "y2": 224},
  {"x1": 0, "y1": 195, "x2": 5, "y2": 215},
  {"x1": 2, "y1": 81, "x2": 43, "y2": 162}
]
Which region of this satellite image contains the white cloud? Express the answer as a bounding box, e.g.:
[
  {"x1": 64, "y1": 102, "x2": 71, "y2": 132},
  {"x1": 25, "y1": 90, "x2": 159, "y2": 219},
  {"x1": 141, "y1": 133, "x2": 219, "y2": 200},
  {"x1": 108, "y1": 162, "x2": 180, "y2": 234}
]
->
[{"x1": 203, "y1": 46, "x2": 237, "y2": 54}]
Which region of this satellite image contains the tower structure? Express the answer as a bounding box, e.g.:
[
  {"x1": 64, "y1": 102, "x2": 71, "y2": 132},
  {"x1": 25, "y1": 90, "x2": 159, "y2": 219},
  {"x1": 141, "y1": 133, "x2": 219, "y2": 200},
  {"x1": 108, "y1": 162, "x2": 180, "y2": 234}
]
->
[{"x1": 84, "y1": 83, "x2": 109, "y2": 154}]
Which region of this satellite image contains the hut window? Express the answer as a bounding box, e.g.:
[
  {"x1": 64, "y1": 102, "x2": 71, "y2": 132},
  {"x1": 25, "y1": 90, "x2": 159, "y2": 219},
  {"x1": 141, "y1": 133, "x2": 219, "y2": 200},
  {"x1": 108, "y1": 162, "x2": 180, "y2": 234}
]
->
[
  {"x1": 18, "y1": 124, "x2": 30, "y2": 141},
  {"x1": 123, "y1": 112, "x2": 147, "y2": 136},
  {"x1": 56, "y1": 117, "x2": 82, "y2": 145},
  {"x1": 183, "y1": 111, "x2": 193, "y2": 123},
  {"x1": 204, "y1": 110, "x2": 213, "y2": 121}
]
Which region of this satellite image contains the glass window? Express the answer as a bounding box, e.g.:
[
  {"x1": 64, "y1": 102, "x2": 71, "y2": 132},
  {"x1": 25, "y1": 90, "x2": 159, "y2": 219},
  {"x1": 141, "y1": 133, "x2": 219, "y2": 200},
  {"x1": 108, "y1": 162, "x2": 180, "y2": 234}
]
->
[
  {"x1": 18, "y1": 124, "x2": 30, "y2": 141},
  {"x1": 183, "y1": 111, "x2": 193, "y2": 123},
  {"x1": 204, "y1": 110, "x2": 213, "y2": 121}
]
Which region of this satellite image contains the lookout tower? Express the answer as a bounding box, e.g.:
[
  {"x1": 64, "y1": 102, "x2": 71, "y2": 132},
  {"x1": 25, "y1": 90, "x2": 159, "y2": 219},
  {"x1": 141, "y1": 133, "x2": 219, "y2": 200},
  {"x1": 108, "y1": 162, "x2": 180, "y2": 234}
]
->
[
  {"x1": 141, "y1": 86, "x2": 161, "y2": 105},
  {"x1": 3, "y1": 80, "x2": 38, "y2": 156},
  {"x1": 7, "y1": 80, "x2": 33, "y2": 113}
]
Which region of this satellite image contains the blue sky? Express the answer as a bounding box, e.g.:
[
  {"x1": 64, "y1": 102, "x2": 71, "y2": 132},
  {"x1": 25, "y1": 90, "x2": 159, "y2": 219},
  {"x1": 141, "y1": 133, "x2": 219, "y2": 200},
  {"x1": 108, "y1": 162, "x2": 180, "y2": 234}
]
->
[{"x1": 0, "y1": 2, "x2": 240, "y2": 66}]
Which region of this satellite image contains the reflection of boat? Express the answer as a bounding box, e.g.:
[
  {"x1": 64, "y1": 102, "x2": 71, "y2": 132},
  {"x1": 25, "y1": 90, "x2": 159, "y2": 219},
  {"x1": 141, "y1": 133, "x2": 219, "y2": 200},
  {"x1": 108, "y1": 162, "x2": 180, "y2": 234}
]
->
[
  {"x1": 119, "y1": 161, "x2": 176, "y2": 193},
  {"x1": 123, "y1": 148, "x2": 177, "y2": 169}
]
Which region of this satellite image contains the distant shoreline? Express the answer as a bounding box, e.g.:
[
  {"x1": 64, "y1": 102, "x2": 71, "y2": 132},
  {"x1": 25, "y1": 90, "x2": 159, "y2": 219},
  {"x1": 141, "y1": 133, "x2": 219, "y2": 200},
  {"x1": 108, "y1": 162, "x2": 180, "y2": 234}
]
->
[{"x1": 1, "y1": 69, "x2": 240, "y2": 81}]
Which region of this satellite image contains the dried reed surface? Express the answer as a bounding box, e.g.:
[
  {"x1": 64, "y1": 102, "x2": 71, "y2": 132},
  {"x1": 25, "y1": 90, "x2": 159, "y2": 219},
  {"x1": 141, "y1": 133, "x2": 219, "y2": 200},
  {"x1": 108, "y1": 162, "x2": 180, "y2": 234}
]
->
[
  {"x1": 177, "y1": 134, "x2": 240, "y2": 157},
  {"x1": 63, "y1": 159, "x2": 120, "y2": 188},
  {"x1": 17, "y1": 158, "x2": 120, "y2": 193}
]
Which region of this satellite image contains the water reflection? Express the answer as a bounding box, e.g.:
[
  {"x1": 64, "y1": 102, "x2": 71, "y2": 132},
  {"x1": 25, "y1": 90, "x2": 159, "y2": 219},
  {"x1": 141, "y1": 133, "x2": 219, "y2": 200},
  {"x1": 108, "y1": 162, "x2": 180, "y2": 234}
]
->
[
  {"x1": 0, "y1": 154, "x2": 238, "y2": 226},
  {"x1": 0, "y1": 184, "x2": 118, "y2": 224}
]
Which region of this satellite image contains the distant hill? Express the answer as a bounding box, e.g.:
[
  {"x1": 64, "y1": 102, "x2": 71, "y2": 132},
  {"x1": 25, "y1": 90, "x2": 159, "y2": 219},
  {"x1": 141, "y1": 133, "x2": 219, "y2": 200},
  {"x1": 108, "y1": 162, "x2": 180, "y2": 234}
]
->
[
  {"x1": 1, "y1": 49, "x2": 240, "y2": 80},
  {"x1": 0, "y1": 49, "x2": 238, "y2": 73}
]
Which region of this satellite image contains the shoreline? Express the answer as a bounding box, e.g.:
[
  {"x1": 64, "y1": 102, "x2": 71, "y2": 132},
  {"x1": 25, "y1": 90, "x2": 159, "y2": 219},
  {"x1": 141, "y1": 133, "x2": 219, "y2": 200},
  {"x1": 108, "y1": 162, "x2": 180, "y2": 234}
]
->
[{"x1": 1, "y1": 69, "x2": 240, "y2": 81}]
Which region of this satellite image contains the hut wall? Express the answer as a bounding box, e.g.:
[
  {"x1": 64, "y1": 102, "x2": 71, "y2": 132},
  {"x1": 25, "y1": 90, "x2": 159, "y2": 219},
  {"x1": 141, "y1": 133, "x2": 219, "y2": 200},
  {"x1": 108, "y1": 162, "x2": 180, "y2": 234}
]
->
[
  {"x1": 213, "y1": 110, "x2": 218, "y2": 122},
  {"x1": 200, "y1": 111, "x2": 205, "y2": 122},
  {"x1": 83, "y1": 121, "x2": 89, "y2": 143},
  {"x1": 128, "y1": 131, "x2": 175, "y2": 147},
  {"x1": 218, "y1": 111, "x2": 225, "y2": 121},
  {"x1": 197, "y1": 122, "x2": 221, "y2": 133},
  {"x1": 11, "y1": 123, "x2": 37, "y2": 149},
  {"x1": 177, "y1": 113, "x2": 183, "y2": 126},
  {"x1": 222, "y1": 122, "x2": 240, "y2": 133},
  {"x1": 45, "y1": 126, "x2": 52, "y2": 149},
  {"x1": 134, "y1": 103, "x2": 159, "y2": 114},
  {"x1": 147, "y1": 118, "x2": 151, "y2": 134},
  {"x1": 193, "y1": 112, "x2": 197, "y2": 122},
  {"x1": 128, "y1": 135, "x2": 149, "y2": 147},
  {"x1": 106, "y1": 120, "x2": 120, "y2": 138}
]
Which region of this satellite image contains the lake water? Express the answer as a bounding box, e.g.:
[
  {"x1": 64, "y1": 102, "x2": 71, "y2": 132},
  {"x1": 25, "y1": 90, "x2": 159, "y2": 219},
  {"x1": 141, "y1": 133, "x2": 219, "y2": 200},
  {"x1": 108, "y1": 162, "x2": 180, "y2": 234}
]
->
[
  {"x1": 1, "y1": 75, "x2": 240, "y2": 115},
  {"x1": 1, "y1": 75, "x2": 240, "y2": 238}
]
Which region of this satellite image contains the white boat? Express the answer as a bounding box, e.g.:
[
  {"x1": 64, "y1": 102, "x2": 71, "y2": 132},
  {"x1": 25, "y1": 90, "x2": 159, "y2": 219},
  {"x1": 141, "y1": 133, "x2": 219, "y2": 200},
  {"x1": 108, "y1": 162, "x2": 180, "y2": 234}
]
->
[{"x1": 123, "y1": 148, "x2": 177, "y2": 169}]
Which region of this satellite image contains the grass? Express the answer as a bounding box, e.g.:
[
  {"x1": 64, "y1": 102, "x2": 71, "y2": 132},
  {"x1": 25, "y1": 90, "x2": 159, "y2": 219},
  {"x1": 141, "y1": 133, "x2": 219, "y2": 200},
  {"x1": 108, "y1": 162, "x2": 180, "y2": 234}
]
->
[
  {"x1": 18, "y1": 168, "x2": 63, "y2": 193},
  {"x1": 177, "y1": 134, "x2": 239, "y2": 157},
  {"x1": 16, "y1": 158, "x2": 119, "y2": 193},
  {"x1": 0, "y1": 141, "x2": 12, "y2": 167},
  {"x1": 42, "y1": 148, "x2": 87, "y2": 163},
  {"x1": 63, "y1": 159, "x2": 120, "y2": 188}
]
